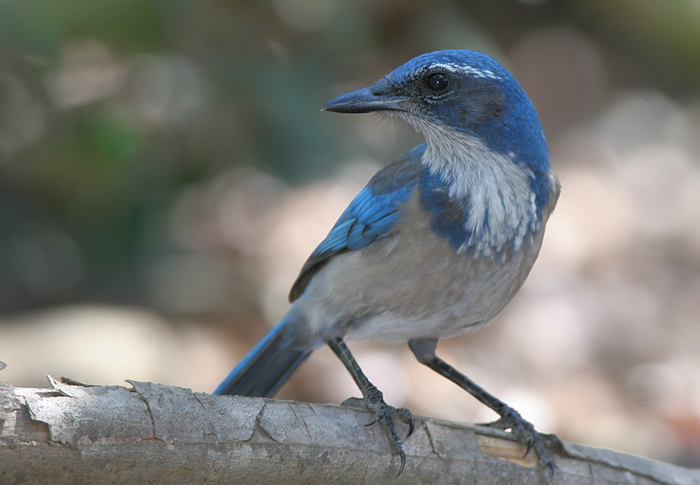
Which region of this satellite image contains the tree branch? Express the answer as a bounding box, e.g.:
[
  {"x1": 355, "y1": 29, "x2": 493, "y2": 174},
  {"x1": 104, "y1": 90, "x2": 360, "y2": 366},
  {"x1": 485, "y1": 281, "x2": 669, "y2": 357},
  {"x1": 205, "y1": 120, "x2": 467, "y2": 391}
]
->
[{"x1": 0, "y1": 377, "x2": 697, "y2": 484}]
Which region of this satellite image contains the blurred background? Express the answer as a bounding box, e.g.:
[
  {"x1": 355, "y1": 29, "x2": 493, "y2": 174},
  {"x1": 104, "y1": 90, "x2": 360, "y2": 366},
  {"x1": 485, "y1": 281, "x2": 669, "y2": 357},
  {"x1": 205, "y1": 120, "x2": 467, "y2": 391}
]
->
[{"x1": 1, "y1": 0, "x2": 700, "y2": 468}]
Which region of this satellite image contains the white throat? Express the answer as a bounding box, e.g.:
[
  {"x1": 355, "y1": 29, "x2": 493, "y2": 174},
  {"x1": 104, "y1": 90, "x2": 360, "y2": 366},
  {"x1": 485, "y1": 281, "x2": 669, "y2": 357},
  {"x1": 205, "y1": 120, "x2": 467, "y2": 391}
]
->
[{"x1": 408, "y1": 118, "x2": 540, "y2": 255}]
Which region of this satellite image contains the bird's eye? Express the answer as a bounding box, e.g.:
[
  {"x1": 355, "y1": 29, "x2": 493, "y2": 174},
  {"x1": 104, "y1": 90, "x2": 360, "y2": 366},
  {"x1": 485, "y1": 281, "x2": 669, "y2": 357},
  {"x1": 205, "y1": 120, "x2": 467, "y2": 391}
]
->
[{"x1": 425, "y1": 73, "x2": 449, "y2": 92}]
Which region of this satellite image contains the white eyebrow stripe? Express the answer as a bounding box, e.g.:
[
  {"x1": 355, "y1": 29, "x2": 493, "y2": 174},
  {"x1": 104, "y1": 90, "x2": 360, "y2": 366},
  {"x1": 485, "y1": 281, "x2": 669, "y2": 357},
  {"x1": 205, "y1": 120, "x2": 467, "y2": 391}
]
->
[{"x1": 428, "y1": 62, "x2": 501, "y2": 80}]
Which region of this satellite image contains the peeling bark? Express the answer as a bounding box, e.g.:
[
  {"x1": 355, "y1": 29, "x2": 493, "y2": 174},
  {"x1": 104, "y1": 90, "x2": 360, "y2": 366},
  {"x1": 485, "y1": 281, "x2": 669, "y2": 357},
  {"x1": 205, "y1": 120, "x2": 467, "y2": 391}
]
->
[{"x1": 1, "y1": 378, "x2": 698, "y2": 484}]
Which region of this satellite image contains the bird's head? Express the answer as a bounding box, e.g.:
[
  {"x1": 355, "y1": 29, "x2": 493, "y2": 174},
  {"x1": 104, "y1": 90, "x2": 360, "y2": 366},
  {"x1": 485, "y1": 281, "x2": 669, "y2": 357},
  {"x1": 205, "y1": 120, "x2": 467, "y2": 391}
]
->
[{"x1": 324, "y1": 50, "x2": 548, "y2": 174}]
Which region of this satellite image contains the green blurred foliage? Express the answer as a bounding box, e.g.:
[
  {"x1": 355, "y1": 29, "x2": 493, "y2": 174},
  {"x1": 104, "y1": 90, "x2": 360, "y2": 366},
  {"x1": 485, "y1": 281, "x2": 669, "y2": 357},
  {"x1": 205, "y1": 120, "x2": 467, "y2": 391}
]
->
[
  {"x1": 0, "y1": 0, "x2": 168, "y2": 54},
  {"x1": 580, "y1": 0, "x2": 700, "y2": 79}
]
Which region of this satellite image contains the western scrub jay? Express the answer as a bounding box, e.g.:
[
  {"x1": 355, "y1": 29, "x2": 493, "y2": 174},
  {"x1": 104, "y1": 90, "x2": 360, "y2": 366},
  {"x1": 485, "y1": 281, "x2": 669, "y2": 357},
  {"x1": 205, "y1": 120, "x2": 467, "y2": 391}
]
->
[{"x1": 215, "y1": 49, "x2": 560, "y2": 476}]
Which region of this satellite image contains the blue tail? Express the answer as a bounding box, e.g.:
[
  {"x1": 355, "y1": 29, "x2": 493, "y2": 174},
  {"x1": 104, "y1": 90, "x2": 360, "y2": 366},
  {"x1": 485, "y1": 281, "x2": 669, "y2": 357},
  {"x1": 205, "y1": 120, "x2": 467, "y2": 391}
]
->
[{"x1": 214, "y1": 311, "x2": 315, "y2": 397}]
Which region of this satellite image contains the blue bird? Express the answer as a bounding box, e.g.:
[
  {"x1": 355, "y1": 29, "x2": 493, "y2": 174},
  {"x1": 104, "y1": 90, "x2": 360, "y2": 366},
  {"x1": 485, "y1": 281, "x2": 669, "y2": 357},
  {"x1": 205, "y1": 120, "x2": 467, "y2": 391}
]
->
[{"x1": 215, "y1": 50, "x2": 561, "y2": 476}]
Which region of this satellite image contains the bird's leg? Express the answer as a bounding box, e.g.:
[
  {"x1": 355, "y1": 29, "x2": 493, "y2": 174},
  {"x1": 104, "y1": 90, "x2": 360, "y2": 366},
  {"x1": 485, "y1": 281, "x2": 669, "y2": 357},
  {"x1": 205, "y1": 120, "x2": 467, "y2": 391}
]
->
[
  {"x1": 327, "y1": 336, "x2": 414, "y2": 476},
  {"x1": 408, "y1": 338, "x2": 556, "y2": 479}
]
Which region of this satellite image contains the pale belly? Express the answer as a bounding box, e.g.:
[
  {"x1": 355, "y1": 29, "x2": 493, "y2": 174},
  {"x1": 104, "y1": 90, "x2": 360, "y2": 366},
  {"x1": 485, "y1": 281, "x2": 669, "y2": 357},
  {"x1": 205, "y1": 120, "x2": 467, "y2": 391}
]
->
[{"x1": 296, "y1": 208, "x2": 546, "y2": 342}]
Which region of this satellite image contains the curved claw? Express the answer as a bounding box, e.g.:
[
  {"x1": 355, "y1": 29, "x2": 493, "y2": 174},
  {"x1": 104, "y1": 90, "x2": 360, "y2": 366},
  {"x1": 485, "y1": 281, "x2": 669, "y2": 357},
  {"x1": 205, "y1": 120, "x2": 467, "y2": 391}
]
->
[
  {"x1": 360, "y1": 391, "x2": 412, "y2": 476},
  {"x1": 485, "y1": 407, "x2": 556, "y2": 480},
  {"x1": 407, "y1": 416, "x2": 415, "y2": 438},
  {"x1": 545, "y1": 459, "x2": 555, "y2": 483},
  {"x1": 373, "y1": 404, "x2": 407, "y2": 476},
  {"x1": 365, "y1": 414, "x2": 380, "y2": 427},
  {"x1": 381, "y1": 406, "x2": 407, "y2": 476},
  {"x1": 522, "y1": 432, "x2": 535, "y2": 457},
  {"x1": 397, "y1": 446, "x2": 407, "y2": 477},
  {"x1": 477, "y1": 416, "x2": 509, "y2": 430},
  {"x1": 394, "y1": 407, "x2": 415, "y2": 437}
]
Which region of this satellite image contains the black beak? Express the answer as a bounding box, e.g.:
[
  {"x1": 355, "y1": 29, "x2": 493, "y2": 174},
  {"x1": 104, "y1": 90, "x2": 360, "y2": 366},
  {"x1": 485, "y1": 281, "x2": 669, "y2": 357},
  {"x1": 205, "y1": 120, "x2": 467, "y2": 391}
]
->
[{"x1": 323, "y1": 79, "x2": 405, "y2": 114}]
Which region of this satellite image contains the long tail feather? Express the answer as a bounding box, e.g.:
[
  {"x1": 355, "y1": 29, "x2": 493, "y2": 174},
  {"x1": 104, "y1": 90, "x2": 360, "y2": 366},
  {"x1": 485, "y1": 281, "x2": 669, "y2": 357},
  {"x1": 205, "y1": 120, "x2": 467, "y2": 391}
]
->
[{"x1": 214, "y1": 311, "x2": 314, "y2": 397}]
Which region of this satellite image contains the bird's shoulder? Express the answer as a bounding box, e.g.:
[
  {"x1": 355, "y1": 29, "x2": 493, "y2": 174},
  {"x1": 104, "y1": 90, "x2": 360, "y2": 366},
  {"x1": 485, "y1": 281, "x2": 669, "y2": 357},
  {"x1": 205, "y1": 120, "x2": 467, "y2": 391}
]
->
[{"x1": 288, "y1": 145, "x2": 426, "y2": 302}]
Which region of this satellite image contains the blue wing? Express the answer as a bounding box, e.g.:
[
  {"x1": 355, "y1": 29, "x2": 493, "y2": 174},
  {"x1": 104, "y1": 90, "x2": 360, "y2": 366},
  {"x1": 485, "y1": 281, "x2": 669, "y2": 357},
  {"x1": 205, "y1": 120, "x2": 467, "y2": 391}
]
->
[{"x1": 289, "y1": 145, "x2": 426, "y2": 301}]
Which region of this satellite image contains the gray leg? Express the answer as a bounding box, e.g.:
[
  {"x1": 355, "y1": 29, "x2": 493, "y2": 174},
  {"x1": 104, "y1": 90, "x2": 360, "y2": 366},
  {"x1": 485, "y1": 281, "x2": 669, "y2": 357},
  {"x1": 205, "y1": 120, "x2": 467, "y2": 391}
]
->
[
  {"x1": 327, "y1": 336, "x2": 414, "y2": 476},
  {"x1": 408, "y1": 338, "x2": 555, "y2": 479}
]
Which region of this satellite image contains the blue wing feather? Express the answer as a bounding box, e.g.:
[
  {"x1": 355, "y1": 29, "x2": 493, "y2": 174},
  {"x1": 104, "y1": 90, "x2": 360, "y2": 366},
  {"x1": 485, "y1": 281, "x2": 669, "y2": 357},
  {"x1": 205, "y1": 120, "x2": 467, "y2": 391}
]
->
[
  {"x1": 288, "y1": 145, "x2": 426, "y2": 301},
  {"x1": 313, "y1": 186, "x2": 410, "y2": 255}
]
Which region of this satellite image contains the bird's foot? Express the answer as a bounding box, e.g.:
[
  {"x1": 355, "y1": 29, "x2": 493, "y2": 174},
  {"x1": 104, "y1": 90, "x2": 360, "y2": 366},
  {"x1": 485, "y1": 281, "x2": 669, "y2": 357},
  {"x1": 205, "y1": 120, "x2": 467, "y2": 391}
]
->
[
  {"x1": 480, "y1": 407, "x2": 559, "y2": 481},
  {"x1": 342, "y1": 387, "x2": 415, "y2": 476}
]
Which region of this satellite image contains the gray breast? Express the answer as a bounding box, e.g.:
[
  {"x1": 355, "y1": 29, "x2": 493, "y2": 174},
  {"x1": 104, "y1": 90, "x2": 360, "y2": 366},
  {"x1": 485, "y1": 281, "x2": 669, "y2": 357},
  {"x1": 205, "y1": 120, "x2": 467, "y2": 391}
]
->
[{"x1": 297, "y1": 192, "x2": 551, "y2": 342}]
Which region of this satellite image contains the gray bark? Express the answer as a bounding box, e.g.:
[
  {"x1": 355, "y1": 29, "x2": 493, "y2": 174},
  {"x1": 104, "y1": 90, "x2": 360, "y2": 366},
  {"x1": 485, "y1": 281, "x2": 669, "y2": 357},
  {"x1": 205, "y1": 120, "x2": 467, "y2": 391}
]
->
[{"x1": 0, "y1": 377, "x2": 697, "y2": 484}]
